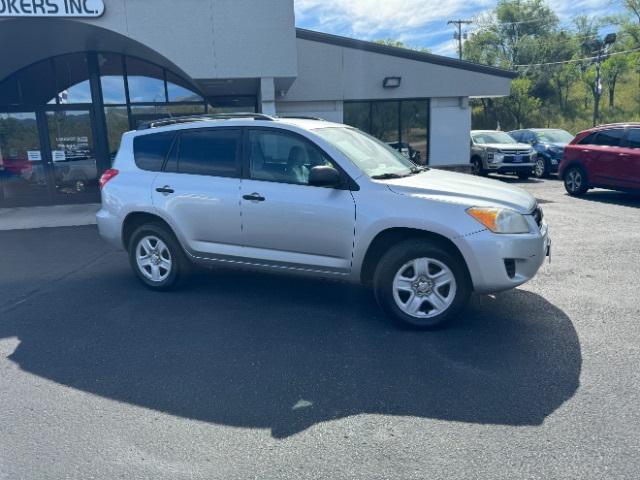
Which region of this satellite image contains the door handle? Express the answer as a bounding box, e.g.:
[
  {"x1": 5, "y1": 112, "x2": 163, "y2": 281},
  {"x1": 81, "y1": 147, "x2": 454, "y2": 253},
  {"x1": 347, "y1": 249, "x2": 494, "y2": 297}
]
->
[
  {"x1": 243, "y1": 193, "x2": 265, "y2": 202},
  {"x1": 619, "y1": 153, "x2": 630, "y2": 157},
  {"x1": 155, "y1": 186, "x2": 174, "y2": 194}
]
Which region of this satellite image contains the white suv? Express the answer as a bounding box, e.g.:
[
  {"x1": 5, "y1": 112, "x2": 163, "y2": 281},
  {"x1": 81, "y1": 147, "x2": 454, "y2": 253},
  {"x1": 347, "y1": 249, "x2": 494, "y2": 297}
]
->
[{"x1": 97, "y1": 114, "x2": 550, "y2": 329}]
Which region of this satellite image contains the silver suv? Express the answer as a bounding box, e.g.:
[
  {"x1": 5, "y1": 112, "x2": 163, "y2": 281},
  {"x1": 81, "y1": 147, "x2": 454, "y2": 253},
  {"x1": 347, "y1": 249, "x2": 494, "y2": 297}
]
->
[
  {"x1": 470, "y1": 130, "x2": 536, "y2": 179},
  {"x1": 97, "y1": 114, "x2": 550, "y2": 329}
]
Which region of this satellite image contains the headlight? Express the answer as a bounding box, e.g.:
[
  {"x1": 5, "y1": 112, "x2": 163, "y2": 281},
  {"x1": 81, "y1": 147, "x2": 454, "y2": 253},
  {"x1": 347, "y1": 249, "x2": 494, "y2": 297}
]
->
[{"x1": 467, "y1": 207, "x2": 530, "y2": 234}]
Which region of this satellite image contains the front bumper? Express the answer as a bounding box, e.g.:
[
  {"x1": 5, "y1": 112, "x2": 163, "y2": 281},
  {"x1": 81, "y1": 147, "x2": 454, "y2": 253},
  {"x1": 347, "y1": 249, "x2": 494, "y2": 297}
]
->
[
  {"x1": 487, "y1": 162, "x2": 535, "y2": 175},
  {"x1": 455, "y1": 221, "x2": 550, "y2": 294}
]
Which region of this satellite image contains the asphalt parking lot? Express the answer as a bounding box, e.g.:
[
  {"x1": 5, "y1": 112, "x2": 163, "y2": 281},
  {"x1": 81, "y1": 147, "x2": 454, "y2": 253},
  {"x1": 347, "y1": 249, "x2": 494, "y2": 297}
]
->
[{"x1": 1, "y1": 177, "x2": 639, "y2": 479}]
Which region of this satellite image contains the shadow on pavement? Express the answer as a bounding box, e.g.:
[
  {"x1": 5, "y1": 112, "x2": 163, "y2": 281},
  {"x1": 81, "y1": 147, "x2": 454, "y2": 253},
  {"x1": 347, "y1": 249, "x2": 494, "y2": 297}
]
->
[
  {"x1": 569, "y1": 190, "x2": 640, "y2": 208},
  {"x1": 0, "y1": 259, "x2": 581, "y2": 438}
]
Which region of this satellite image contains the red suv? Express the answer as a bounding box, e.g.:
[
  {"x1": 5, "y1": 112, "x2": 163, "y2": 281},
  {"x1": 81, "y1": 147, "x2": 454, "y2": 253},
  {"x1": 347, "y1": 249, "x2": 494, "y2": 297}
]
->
[{"x1": 560, "y1": 123, "x2": 640, "y2": 196}]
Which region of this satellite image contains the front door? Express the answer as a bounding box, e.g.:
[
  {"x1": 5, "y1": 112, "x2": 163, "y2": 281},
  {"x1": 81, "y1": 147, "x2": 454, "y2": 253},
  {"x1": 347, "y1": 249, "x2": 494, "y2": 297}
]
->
[
  {"x1": 44, "y1": 109, "x2": 100, "y2": 201},
  {"x1": 0, "y1": 107, "x2": 102, "y2": 207},
  {"x1": 0, "y1": 111, "x2": 49, "y2": 205},
  {"x1": 240, "y1": 128, "x2": 356, "y2": 273},
  {"x1": 588, "y1": 128, "x2": 626, "y2": 187},
  {"x1": 619, "y1": 127, "x2": 640, "y2": 189}
]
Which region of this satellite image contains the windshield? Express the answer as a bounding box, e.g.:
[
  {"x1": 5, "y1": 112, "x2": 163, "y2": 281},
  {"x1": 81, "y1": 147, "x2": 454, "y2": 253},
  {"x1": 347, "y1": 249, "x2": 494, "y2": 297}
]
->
[
  {"x1": 471, "y1": 131, "x2": 517, "y2": 145},
  {"x1": 314, "y1": 127, "x2": 417, "y2": 178},
  {"x1": 535, "y1": 129, "x2": 574, "y2": 144}
]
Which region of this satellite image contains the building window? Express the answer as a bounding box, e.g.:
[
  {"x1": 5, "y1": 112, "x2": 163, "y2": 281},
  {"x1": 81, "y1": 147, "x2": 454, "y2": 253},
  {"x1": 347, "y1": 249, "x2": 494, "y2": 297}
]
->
[
  {"x1": 125, "y1": 57, "x2": 167, "y2": 103},
  {"x1": 344, "y1": 99, "x2": 430, "y2": 165},
  {"x1": 99, "y1": 53, "x2": 127, "y2": 105},
  {"x1": 52, "y1": 53, "x2": 92, "y2": 104},
  {"x1": 167, "y1": 71, "x2": 203, "y2": 102}
]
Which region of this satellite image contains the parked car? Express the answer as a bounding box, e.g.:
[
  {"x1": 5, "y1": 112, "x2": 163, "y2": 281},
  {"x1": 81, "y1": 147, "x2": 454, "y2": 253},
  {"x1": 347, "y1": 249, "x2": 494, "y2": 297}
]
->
[
  {"x1": 509, "y1": 128, "x2": 574, "y2": 178},
  {"x1": 470, "y1": 130, "x2": 536, "y2": 179},
  {"x1": 560, "y1": 123, "x2": 640, "y2": 196},
  {"x1": 97, "y1": 114, "x2": 550, "y2": 330},
  {"x1": 387, "y1": 142, "x2": 422, "y2": 164}
]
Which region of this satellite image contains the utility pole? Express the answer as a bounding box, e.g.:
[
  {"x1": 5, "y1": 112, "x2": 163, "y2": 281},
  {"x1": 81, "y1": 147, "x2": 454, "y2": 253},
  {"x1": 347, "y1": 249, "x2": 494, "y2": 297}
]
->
[
  {"x1": 591, "y1": 33, "x2": 617, "y2": 127},
  {"x1": 448, "y1": 19, "x2": 473, "y2": 60}
]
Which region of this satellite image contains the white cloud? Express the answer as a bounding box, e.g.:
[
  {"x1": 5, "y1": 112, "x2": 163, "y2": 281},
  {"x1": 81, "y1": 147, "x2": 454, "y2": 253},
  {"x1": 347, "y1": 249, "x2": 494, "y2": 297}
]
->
[{"x1": 295, "y1": 0, "x2": 493, "y2": 38}]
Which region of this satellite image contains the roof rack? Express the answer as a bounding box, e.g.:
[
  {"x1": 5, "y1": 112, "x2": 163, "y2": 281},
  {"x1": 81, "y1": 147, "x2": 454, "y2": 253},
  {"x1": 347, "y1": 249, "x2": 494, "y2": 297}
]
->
[
  {"x1": 137, "y1": 113, "x2": 275, "y2": 130},
  {"x1": 279, "y1": 115, "x2": 325, "y2": 121}
]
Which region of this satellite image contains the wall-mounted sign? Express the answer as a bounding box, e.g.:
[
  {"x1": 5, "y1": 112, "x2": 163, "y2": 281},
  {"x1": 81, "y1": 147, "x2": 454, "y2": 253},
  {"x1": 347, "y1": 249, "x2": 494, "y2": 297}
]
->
[
  {"x1": 27, "y1": 150, "x2": 41, "y2": 161},
  {"x1": 52, "y1": 150, "x2": 66, "y2": 162},
  {"x1": 0, "y1": 0, "x2": 104, "y2": 18}
]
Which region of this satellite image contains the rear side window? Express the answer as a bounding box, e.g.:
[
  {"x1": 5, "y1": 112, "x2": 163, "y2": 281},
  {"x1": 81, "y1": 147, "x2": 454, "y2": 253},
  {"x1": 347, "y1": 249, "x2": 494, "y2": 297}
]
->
[
  {"x1": 589, "y1": 129, "x2": 625, "y2": 147},
  {"x1": 626, "y1": 128, "x2": 640, "y2": 148},
  {"x1": 177, "y1": 129, "x2": 240, "y2": 177},
  {"x1": 133, "y1": 132, "x2": 175, "y2": 171}
]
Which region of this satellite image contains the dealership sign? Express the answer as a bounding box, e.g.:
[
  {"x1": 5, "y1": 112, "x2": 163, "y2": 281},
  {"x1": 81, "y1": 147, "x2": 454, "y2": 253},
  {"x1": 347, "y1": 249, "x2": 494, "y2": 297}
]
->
[{"x1": 0, "y1": 0, "x2": 104, "y2": 17}]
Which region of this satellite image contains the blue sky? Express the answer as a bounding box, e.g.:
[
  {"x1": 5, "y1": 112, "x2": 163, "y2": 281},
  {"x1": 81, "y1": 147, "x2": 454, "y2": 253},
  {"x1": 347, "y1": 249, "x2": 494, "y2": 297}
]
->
[{"x1": 294, "y1": 0, "x2": 624, "y2": 57}]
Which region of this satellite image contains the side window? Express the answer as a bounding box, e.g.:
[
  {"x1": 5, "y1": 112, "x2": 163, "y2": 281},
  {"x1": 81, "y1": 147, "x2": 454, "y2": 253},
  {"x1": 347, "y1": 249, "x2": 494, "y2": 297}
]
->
[
  {"x1": 177, "y1": 129, "x2": 240, "y2": 177},
  {"x1": 509, "y1": 131, "x2": 521, "y2": 142},
  {"x1": 626, "y1": 129, "x2": 640, "y2": 149},
  {"x1": 133, "y1": 132, "x2": 175, "y2": 171},
  {"x1": 248, "y1": 129, "x2": 333, "y2": 185},
  {"x1": 591, "y1": 129, "x2": 625, "y2": 147},
  {"x1": 579, "y1": 132, "x2": 598, "y2": 145}
]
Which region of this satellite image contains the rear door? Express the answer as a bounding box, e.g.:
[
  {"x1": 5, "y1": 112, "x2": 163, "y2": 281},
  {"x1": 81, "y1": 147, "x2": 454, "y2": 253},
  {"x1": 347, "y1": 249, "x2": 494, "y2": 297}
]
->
[
  {"x1": 619, "y1": 127, "x2": 640, "y2": 189},
  {"x1": 239, "y1": 128, "x2": 356, "y2": 274},
  {"x1": 151, "y1": 127, "x2": 243, "y2": 256},
  {"x1": 579, "y1": 128, "x2": 626, "y2": 187}
]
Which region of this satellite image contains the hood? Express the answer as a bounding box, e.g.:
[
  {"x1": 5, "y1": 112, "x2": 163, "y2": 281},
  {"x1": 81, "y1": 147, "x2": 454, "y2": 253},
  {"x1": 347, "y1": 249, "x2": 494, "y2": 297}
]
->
[
  {"x1": 382, "y1": 169, "x2": 537, "y2": 214},
  {"x1": 481, "y1": 143, "x2": 532, "y2": 151}
]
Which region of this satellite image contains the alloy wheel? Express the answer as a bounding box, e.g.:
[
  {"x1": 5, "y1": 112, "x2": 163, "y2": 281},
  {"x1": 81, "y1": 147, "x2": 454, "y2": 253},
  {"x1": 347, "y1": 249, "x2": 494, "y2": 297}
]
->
[
  {"x1": 392, "y1": 257, "x2": 457, "y2": 319},
  {"x1": 535, "y1": 158, "x2": 546, "y2": 178},
  {"x1": 136, "y1": 235, "x2": 172, "y2": 282},
  {"x1": 565, "y1": 168, "x2": 582, "y2": 193}
]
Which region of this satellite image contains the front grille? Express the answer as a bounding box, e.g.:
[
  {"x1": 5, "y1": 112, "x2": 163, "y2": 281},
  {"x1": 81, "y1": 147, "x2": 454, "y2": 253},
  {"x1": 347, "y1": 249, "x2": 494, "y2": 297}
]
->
[
  {"x1": 504, "y1": 259, "x2": 516, "y2": 278},
  {"x1": 533, "y1": 207, "x2": 543, "y2": 228},
  {"x1": 502, "y1": 153, "x2": 534, "y2": 164},
  {"x1": 500, "y1": 149, "x2": 531, "y2": 155}
]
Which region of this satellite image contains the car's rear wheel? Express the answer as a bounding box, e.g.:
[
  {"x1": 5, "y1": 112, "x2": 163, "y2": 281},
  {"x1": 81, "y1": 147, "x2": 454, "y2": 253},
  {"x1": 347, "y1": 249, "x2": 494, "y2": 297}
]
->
[
  {"x1": 373, "y1": 240, "x2": 471, "y2": 330},
  {"x1": 128, "y1": 223, "x2": 188, "y2": 290},
  {"x1": 564, "y1": 165, "x2": 589, "y2": 196},
  {"x1": 534, "y1": 157, "x2": 548, "y2": 178}
]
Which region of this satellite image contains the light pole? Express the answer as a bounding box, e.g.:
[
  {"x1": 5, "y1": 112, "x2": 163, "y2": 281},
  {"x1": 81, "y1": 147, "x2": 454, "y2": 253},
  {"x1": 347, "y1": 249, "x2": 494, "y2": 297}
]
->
[{"x1": 592, "y1": 33, "x2": 617, "y2": 127}]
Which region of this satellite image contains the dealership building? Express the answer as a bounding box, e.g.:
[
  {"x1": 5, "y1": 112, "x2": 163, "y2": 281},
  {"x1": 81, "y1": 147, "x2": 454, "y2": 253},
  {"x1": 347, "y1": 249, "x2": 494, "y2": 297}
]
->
[{"x1": 0, "y1": 0, "x2": 515, "y2": 207}]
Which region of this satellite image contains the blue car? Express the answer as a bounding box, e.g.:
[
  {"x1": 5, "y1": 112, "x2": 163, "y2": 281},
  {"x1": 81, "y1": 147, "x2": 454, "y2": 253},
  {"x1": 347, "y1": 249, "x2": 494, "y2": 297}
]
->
[{"x1": 509, "y1": 128, "x2": 574, "y2": 178}]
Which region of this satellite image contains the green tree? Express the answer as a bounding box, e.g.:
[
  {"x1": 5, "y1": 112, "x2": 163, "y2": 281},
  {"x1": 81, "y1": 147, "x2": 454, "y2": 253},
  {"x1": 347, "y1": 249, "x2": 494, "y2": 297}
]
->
[
  {"x1": 500, "y1": 77, "x2": 542, "y2": 128},
  {"x1": 602, "y1": 54, "x2": 630, "y2": 107}
]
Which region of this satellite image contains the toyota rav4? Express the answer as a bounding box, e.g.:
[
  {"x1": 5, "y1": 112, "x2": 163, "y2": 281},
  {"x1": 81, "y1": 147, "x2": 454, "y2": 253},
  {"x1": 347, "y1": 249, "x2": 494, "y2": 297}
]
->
[{"x1": 97, "y1": 114, "x2": 550, "y2": 329}]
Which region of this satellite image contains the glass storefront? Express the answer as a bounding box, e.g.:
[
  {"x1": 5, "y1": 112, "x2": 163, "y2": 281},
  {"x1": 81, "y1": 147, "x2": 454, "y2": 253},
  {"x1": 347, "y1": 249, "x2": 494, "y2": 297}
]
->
[
  {"x1": 344, "y1": 99, "x2": 430, "y2": 165},
  {"x1": 0, "y1": 52, "x2": 257, "y2": 206}
]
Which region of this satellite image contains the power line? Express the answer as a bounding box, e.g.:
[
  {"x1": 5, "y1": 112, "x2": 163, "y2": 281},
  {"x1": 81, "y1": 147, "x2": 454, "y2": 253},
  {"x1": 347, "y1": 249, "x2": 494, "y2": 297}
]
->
[{"x1": 513, "y1": 47, "x2": 640, "y2": 67}]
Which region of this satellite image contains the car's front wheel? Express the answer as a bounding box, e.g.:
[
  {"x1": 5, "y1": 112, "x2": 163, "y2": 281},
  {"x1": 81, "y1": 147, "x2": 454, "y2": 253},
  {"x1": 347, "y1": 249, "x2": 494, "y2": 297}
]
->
[
  {"x1": 534, "y1": 156, "x2": 548, "y2": 178},
  {"x1": 374, "y1": 240, "x2": 471, "y2": 329},
  {"x1": 471, "y1": 157, "x2": 487, "y2": 176},
  {"x1": 564, "y1": 165, "x2": 589, "y2": 196},
  {"x1": 128, "y1": 223, "x2": 188, "y2": 290}
]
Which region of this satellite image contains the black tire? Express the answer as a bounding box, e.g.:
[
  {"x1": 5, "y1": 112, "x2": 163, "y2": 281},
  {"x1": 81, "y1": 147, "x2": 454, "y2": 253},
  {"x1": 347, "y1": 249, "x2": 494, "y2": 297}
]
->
[
  {"x1": 563, "y1": 165, "x2": 589, "y2": 196},
  {"x1": 471, "y1": 157, "x2": 487, "y2": 177},
  {"x1": 373, "y1": 239, "x2": 472, "y2": 330},
  {"x1": 128, "y1": 223, "x2": 190, "y2": 291},
  {"x1": 534, "y1": 156, "x2": 548, "y2": 178}
]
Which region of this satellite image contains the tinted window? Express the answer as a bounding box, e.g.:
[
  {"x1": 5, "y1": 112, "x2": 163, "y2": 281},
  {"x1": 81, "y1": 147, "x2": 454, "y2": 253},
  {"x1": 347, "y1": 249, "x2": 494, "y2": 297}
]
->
[
  {"x1": 626, "y1": 129, "x2": 640, "y2": 149},
  {"x1": 248, "y1": 130, "x2": 332, "y2": 185},
  {"x1": 134, "y1": 132, "x2": 176, "y2": 171},
  {"x1": 592, "y1": 129, "x2": 625, "y2": 147},
  {"x1": 178, "y1": 129, "x2": 240, "y2": 177},
  {"x1": 579, "y1": 132, "x2": 599, "y2": 145},
  {"x1": 509, "y1": 131, "x2": 522, "y2": 142}
]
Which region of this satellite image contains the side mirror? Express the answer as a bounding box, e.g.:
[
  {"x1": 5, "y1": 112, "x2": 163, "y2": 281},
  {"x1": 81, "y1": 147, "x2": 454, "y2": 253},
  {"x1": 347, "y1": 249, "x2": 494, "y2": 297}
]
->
[{"x1": 308, "y1": 165, "x2": 342, "y2": 188}]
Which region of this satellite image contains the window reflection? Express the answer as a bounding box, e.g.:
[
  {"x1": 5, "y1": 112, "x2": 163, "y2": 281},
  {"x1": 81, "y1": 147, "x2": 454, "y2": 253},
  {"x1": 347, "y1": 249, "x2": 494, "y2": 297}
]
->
[
  {"x1": 167, "y1": 71, "x2": 202, "y2": 102},
  {"x1": 0, "y1": 112, "x2": 47, "y2": 200},
  {"x1": 126, "y1": 57, "x2": 166, "y2": 103},
  {"x1": 104, "y1": 106, "x2": 129, "y2": 162},
  {"x1": 99, "y1": 53, "x2": 127, "y2": 104},
  {"x1": 53, "y1": 54, "x2": 92, "y2": 104}
]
